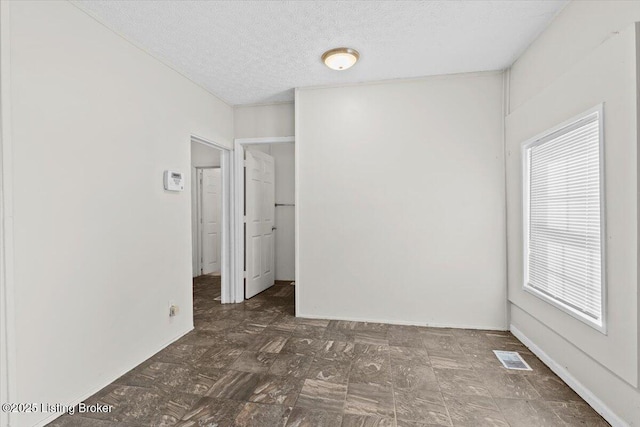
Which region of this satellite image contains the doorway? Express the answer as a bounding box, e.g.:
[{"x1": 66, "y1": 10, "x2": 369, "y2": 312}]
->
[
  {"x1": 233, "y1": 137, "x2": 295, "y2": 302},
  {"x1": 190, "y1": 136, "x2": 232, "y2": 304},
  {"x1": 194, "y1": 167, "x2": 222, "y2": 276}
]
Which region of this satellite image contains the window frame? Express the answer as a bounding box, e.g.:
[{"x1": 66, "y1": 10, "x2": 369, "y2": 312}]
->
[{"x1": 521, "y1": 104, "x2": 607, "y2": 334}]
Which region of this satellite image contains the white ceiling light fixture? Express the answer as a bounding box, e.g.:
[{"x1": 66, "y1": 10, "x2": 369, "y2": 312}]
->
[{"x1": 322, "y1": 47, "x2": 360, "y2": 71}]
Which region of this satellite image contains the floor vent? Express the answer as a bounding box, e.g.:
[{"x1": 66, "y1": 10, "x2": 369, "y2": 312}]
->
[{"x1": 493, "y1": 350, "x2": 532, "y2": 371}]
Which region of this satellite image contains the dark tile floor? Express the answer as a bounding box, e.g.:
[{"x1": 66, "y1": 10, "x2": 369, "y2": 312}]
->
[{"x1": 50, "y1": 275, "x2": 609, "y2": 427}]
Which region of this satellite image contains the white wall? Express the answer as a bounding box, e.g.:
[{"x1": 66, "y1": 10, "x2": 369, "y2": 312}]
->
[
  {"x1": 191, "y1": 140, "x2": 220, "y2": 168},
  {"x1": 509, "y1": 0, "x2": 640, "y2": 111},
  {"x1": 296, "y1": 72, "x2": 506, "y2": 329},
  {"x1": 235, "y1": 103, "x2": 295, "y2": 281},
  {"x1": 0, "y1": 4, "x2": 12, "y2": 427},
  {"x1": 4, "y1": 2, "x2": 233, "y2": 426},
  {"x1": 190, "y1": 142, "x2": 221, "y2": 276},
  {"x1": 505, "y1": 1, "x2": 640, "y2": 424},
  {"x1": 234, "y1": 103, "x2": 294, "y2": 139}
]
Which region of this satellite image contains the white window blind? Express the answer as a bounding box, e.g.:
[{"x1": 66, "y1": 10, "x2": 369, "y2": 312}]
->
[{"x1": 523, "y1": 107, "x2": 605, "y2": 331}]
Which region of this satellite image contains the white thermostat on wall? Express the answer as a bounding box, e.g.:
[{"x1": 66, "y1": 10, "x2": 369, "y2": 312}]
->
[{"x1": 163, "y1": 170, "x2": 184, "y2": 191}]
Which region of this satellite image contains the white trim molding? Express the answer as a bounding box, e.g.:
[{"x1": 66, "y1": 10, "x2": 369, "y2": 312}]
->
[
  {"x1": 294, "y1": 89, "x2": 300, "y2": 318},
  {"x1": 299, "y1": 312, "x2": 508, "y2": 332},
  {"x1": 235, "y1": 136, "x2": 295, "y2": 145},
  {"x1": 510, "y1": 325, "x2": 628, "y2": 427}
]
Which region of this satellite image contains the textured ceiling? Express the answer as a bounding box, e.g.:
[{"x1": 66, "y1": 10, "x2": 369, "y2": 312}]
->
[{"x1": 74, "y1": 1, "x2": 567, "y2": 106}]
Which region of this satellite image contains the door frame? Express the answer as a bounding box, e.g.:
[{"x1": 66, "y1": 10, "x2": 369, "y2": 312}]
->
[
  {"x1": 193, "y1": 166, "x2": 221, "y2": 277},
  {"x1": 191, "y1": 136, "x2": 233, "y2": 304},
  {"x1": 233, "y1": 136, "x2": 294, "y2": 303}
]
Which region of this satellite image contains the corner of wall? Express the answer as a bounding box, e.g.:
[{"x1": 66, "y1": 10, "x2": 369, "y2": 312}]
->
[
  {"x1": 501, "y1": 68, "x2": 511, "y2": 331},
  {"x1": 35, "y1": 326, "x2": 193, "y2": 427},
  {"x1": 71, "y1": 1, "x2": 236, "y2": 119},
  {"x1": 510, "y1": 323, "x2": 630, "y2": 427}
]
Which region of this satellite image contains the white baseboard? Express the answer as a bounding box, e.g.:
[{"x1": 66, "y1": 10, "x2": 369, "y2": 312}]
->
[
  {"x1": 32, "y1": 327, "x2": 193, "y2": 427},
  {"x1": 510, "y1": 325, "x2": 628, "y2": 427},
  {"x1": 297, "y1": 312, "x2": 507, "y2": 331}
]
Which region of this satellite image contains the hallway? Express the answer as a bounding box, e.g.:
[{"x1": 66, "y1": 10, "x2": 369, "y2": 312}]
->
[{"x1": 49, "y1": 277, "x2": 606, "y2": 426}]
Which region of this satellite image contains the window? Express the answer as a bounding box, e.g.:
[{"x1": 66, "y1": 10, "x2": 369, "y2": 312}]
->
[{"x1": 522, "y1": 105, "x2": 605, "y2": 332}]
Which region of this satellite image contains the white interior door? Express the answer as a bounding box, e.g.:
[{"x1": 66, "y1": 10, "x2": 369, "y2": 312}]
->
[
  {"x1": 245, "y1": 150, "x2": 275, "y2": 298},
  {"x1": 200, "y1": 168, "x2": 222, "y2": 275}
]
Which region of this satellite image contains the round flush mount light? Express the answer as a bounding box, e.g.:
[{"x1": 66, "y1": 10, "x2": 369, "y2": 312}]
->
[{"x1": 322, "y1": 47, "x2": 360, "y2": 71}]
